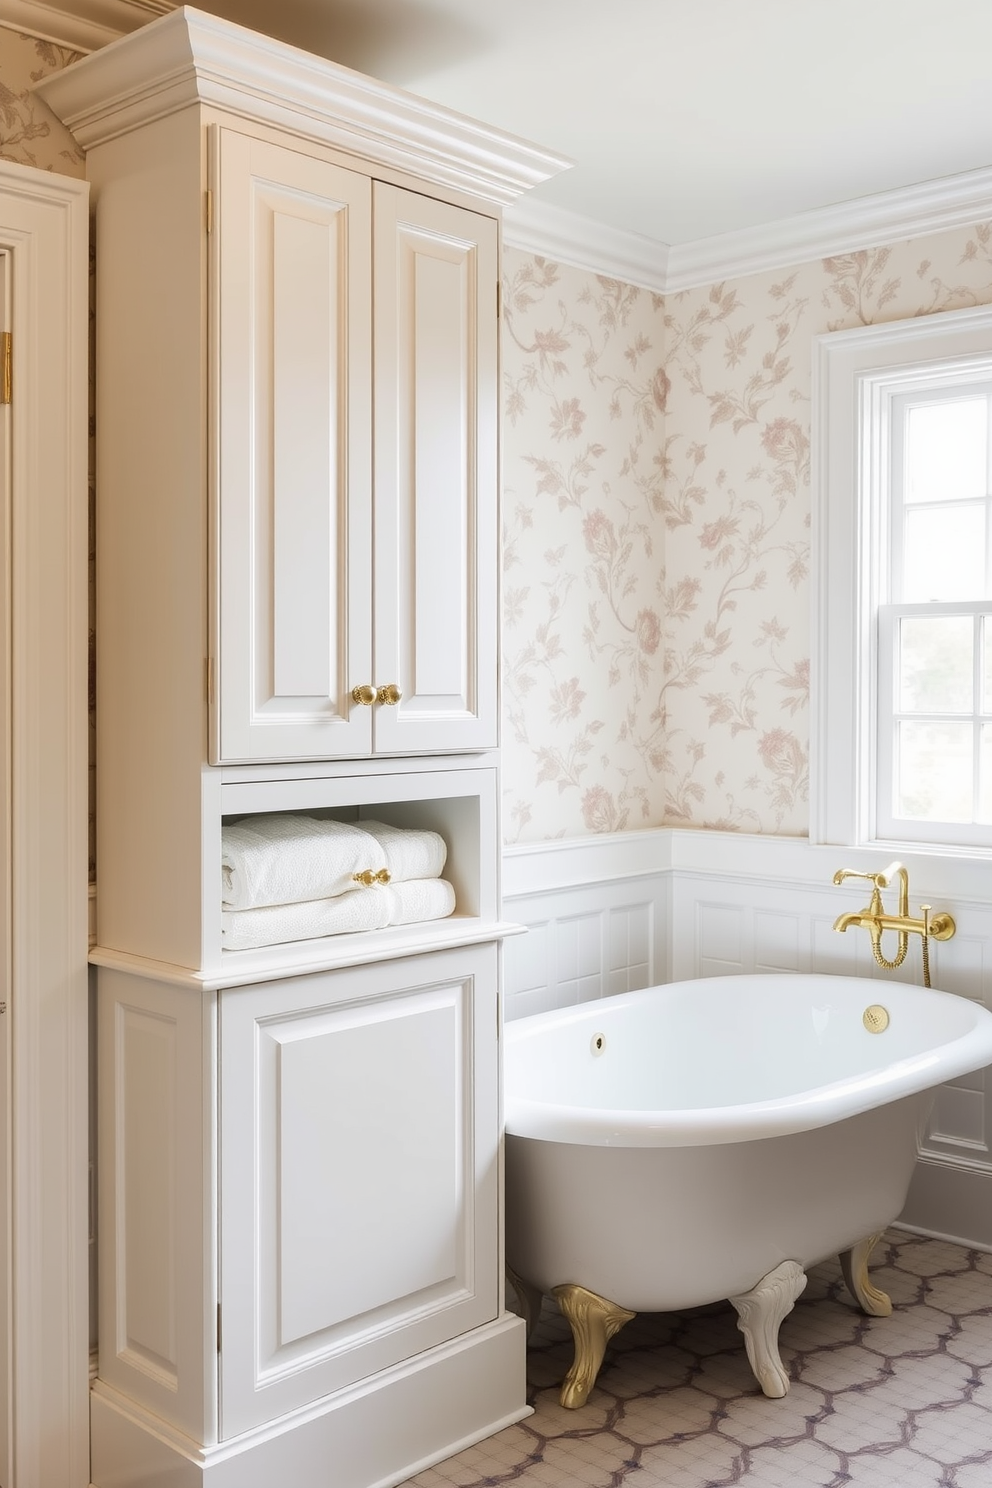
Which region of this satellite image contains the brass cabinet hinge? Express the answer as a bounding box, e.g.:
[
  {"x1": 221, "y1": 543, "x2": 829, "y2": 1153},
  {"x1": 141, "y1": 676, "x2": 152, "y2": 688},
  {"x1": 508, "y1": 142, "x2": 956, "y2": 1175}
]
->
[
  {"x1": 205, "y1": 657, "x2": 214, "y2": 704},
  {"x1": 496, "y1": 280, "x2": 502, "y2": 319},
  {"x1": 205, "y1": 189, "x2": 213, "y2": 234},
  {"x1": 1, "y1": 332, "x2": 11, "y2": 405}
]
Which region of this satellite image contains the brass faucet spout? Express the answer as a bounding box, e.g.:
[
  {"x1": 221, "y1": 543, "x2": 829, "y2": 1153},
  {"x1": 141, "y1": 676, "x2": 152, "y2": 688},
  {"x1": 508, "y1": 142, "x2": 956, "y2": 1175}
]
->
[{"x1": 831, "y1": 861, "x2": 955, "y2": 985}]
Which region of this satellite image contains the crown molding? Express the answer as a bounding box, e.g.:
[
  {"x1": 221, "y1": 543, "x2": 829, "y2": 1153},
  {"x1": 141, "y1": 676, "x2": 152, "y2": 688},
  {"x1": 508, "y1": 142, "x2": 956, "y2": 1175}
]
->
[
  {"x1": 505, "y1": 166, "x2": 992, "y2": 295},
  {"x1": 502, "y1": 197, "x2": 667, "y2": 293},
  {"x1": 35, "y1": 5, "x2": 571, "y2": 206},
  {"x1": 665, "y1": 165, "x2": 992, "y2": 291},
  {"x1": 0, "y1": 0, "x2": 170, "y2": 52}
]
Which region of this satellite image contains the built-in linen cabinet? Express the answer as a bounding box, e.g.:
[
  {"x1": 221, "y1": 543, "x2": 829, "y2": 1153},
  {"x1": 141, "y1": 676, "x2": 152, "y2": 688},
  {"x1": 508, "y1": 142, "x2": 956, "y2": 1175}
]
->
[
  {"x1": 98, "y1": 942, "x2": 498, "y2": 1440},
  {"x1": 213, "y1": 127, "x2": 498, "y2": 764},
  {"x1": 218, "y1": 943, "x2": 499, "y2": 1436},
  {"x1": 38, "y1": 8, "x2": 566, "y2": 1486}
]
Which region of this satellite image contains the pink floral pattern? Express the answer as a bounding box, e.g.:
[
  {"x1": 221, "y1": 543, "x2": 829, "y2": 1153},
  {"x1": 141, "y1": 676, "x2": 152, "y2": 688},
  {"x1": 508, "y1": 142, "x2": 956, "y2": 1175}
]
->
[
  {"x1": 506, "y1": 223, "x2": 992, "y2": 842},
  {"x1": 0, "y1": 32, "x2": 84, "y2": 175},
  {"x1": 662, "y1": 222, "x2": 992, "y2": 835},
  {"x1": 502, "y1": 254, "x2": 668, "y2": 841}
]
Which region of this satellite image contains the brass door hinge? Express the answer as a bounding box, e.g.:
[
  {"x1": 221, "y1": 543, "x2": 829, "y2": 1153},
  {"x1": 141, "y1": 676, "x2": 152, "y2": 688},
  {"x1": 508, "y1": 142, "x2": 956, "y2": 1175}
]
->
[
  {"x1": 1, "y1": 332, "x2": 11, "y2": 405},
  {"x1": 205, "y1": 189, "x2": 213, "y2": 234},
  {"x1": 496, "y1": 280, "x2": 502, "y2": 319},
  {"x1": 205, "y1": 656, "x2": 215, "y2": 705}
]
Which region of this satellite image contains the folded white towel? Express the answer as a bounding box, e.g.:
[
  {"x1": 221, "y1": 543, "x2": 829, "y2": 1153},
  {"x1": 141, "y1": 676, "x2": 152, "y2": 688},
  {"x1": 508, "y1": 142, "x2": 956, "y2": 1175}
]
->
[
  {"x1": 388, "y1": 877, "x2": 456, "y2": 926},
  {"x1": 222, "y1": 813, "x2": 449, "y2": 911},
  {"x1": 221, "y1": 878, "x2": 456, "y2": 952},
  {"x1": 222, "y1": 815, "x2": 380, "y2": 911},
  {"x1": 221, "y1": 883, "x2": 392, "y2": 950},
  {"x1": 354, "y1": 819, "x2": 447, "y2": 882}
]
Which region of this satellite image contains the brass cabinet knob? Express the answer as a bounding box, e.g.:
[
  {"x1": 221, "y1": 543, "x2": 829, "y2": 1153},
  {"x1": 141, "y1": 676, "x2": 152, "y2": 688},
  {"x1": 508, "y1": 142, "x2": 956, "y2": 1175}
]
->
[
  {"x1": 377, "y1": 683, "x2": 402, "y2": 705},
  {"x1": 351, "y1": 684, "x2": 376, "y2": 706},
  {"x1": 352, "y1": 867, "x2": 392, "y2": 887}
]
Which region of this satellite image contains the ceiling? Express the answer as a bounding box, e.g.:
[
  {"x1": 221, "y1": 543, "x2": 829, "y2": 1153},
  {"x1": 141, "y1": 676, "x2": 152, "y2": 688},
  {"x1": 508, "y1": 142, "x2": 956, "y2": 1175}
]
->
[{"x1": 187, "y1": 0, "x2": 992, "y2": 247}]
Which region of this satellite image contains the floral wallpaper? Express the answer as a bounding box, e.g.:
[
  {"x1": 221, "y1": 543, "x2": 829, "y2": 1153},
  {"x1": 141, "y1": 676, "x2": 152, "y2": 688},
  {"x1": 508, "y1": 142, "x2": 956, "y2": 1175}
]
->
[
  {"x1": 661, "y1": 224, "x2": 992, "y2": 837},
  {"x1": 0, "y1": 28, "x2": 83, "y2": 175},
  {"x1": 501, "y1": 253, "x2": 669, "y2": 841},
  {"x1": 504, "y1": 226, "x2": 992, "y2": 843}
]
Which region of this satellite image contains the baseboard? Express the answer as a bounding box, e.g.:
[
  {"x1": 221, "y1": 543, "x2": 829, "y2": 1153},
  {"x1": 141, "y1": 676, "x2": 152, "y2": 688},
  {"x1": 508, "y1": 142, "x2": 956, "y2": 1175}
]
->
[
  {"x1": 91, "y1": 1314, "x2": 529, "y2": 1488},
  {"x1": 898, "y1": 1156, "x2": 992, "y2": 1250}
]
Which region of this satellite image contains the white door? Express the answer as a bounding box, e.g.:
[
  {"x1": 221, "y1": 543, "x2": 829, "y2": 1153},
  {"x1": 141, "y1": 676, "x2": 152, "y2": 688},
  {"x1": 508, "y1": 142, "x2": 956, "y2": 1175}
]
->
[
  {"x1": 372, "y1": 185, "x2": 499, "y2": 755},
  {"x1": 0, "y1": 250, "x2": 10, "y2": 1488},
  {"x1": 218, "y1": 944, "x2": 499, "y2": 1436},
  {"x1": 212, "y1": 129, "x2": 374, "y2": 763}
]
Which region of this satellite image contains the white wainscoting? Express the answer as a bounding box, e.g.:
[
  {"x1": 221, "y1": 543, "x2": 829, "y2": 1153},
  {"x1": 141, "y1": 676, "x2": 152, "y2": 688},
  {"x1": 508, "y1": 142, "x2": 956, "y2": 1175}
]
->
[{"x1": 502, "y1": 829, "x2": 992, "y2": 1248}]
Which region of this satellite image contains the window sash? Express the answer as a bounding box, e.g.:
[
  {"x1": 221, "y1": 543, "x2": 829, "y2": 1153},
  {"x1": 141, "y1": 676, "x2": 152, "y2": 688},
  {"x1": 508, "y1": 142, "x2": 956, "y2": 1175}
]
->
[
  {"x1": 877, "y1": 601, "x2": 992, "y2": 846},
  {"x1": 812, "y1": 304, "x2": 992, "y2": 852}
]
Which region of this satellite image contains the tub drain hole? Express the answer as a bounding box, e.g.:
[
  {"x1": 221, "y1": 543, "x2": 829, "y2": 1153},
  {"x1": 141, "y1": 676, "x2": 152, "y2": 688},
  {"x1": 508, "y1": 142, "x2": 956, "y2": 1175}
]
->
[{"x1": 590, "y1": 1033, "x2": 606, "y2": 1056}]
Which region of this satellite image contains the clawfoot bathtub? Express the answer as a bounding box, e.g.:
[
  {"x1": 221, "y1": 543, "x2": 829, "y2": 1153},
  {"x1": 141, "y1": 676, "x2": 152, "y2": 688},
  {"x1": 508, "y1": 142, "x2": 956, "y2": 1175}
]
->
[{"x1": 504, "y1": 974, "x2": 992, "y2": 1408}]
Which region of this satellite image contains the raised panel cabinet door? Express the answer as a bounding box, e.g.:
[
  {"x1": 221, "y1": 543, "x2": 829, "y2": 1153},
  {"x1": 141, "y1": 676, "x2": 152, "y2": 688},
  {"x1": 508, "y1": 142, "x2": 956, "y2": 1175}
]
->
[
  {"x1": 211, "y1": 128, "x2": 373, "y2": 762},
  {"x1": 217, "y1": 943, "x2": 499, "y2": 1436},
  {"x1": 372, "y1": 185, "x2": 499, "y2": 754}
]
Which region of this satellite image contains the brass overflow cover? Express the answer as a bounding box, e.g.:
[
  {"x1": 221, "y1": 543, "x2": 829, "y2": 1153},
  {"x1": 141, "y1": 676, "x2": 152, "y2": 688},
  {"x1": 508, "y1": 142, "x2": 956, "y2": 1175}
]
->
[
  {"x1": 863, "y1": 1003, "x2": 890, "y2": 1034},
  {"x1": 590, "y1": 1033, "x2": 606, "y2": 1056}
]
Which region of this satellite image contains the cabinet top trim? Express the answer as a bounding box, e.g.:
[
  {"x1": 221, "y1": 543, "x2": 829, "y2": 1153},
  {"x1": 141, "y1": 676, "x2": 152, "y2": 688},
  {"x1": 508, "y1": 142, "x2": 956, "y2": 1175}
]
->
[{"x1": 35, "y1": 4, "x2": 572, "y2": 206}]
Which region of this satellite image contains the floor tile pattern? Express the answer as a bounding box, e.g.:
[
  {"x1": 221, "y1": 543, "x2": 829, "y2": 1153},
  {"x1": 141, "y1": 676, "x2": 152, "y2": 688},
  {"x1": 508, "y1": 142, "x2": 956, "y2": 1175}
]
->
[{"x1": 404, "y1": 1231, "x2": 992, "y2": 1488}]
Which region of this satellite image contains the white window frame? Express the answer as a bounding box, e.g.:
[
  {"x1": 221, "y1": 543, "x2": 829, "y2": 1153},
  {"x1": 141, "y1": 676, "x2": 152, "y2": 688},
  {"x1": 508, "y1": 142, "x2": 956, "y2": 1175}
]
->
[{"x1": 812, "y1": 303, "x2": 992, "y2": 853}]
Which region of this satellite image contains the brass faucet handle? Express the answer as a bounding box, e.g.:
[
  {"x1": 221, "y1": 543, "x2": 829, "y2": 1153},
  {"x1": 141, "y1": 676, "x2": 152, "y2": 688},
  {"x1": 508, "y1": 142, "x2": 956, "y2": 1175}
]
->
[
  {"x1": 872, "y1": 861, "x2": 906, "y2": 891},
  {"x1": 832, "y1": 867, "x2": 877, "y2": 886}
]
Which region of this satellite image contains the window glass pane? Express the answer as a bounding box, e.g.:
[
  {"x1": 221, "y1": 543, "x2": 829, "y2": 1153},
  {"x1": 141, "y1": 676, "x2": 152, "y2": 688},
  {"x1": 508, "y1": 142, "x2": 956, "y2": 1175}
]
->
[
  {"x1": 906, "y1": 397, "x2": 988, "y2": 503},
  {"x1": 898, "y1": 615, "x2": 973, "y2": 712},
  {"x1": 902, "y1": 504, "x2": 985, "y2": 600},
  {"x1": 981, "y1": 724, "x2": 992, "y2": 824},
  {"x1": 896, "y1": 721, "x2": 973, "y2": 822}
]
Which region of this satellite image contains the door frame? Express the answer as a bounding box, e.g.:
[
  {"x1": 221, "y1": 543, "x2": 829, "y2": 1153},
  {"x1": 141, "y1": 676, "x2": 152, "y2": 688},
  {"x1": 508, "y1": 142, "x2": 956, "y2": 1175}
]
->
[{"x1": 0, "y1": 158, "x2": 89, "y2": 1487}]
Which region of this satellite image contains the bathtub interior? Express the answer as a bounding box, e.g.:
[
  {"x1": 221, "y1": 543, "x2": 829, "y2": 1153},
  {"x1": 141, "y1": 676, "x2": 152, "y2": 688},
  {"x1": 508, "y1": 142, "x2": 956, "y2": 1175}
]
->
[{"x1": 505, "y1": 973, "x2": 991, "y2": 1114}]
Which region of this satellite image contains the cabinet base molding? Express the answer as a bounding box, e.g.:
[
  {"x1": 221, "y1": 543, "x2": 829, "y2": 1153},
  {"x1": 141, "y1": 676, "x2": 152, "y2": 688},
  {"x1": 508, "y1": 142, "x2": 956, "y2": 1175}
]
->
[{"x1": 91, "y1": 1314, "x2": 530, "y2": 1488}]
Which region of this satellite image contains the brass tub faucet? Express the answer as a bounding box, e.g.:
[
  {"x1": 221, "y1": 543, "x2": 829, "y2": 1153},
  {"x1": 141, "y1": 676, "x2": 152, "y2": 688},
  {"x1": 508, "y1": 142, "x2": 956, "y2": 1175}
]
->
[{"x1": 832, "y1": 861, "x2": 954, "y2": 987}]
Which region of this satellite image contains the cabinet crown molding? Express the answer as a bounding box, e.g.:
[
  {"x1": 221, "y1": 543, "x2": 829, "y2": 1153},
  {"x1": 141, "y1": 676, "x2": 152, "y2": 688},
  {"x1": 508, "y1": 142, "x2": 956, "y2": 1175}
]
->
[{"x1": 34, "y1": 3, "x2": 571, "y2": 205}]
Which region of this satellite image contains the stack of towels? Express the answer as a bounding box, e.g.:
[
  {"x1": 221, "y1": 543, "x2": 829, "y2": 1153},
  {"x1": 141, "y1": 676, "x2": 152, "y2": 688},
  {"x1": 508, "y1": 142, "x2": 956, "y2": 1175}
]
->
[{"x1": 221, "y1": 813, "x2": 455, "y2": 951}]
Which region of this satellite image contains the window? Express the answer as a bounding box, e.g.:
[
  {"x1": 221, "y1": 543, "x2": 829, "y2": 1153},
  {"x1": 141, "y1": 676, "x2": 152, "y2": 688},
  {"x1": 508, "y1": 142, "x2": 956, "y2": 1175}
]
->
[{"x1": 813, "y1": 305, "x2": 992, "y2": 852}]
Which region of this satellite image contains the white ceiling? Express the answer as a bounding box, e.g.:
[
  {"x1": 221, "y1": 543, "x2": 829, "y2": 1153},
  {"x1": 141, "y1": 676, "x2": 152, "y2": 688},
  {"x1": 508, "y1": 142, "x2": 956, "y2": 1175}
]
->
[{"x1": 190, "y1": 0, "x2": 992, "y2": 247}]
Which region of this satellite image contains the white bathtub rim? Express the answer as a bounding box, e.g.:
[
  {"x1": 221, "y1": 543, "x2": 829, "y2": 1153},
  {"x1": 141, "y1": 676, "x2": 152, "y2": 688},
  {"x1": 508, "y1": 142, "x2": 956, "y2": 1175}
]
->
[{"x1": 503, "y1": 973, "x2": 992, "y2": 1148}]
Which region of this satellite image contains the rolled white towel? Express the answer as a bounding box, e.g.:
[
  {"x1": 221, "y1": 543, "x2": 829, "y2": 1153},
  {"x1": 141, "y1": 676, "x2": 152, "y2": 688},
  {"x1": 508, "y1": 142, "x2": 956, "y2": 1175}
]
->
[
  {"x1": 357, "y1": 820, "x2": 447, "y2": 882},
  {"x1": 386, "y1": 877, "x2": 456, "y2": 926},
  {"x1": 221, "y1": 883, "x2": 392, "y2": 951},
  {"x1": 222, "y1": 814, "x2": 380, "y2": 911}
]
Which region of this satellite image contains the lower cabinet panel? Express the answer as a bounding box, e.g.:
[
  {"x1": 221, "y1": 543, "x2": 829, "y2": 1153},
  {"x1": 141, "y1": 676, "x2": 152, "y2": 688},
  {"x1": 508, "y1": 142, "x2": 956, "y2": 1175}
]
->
[{"x1": 218, "y1": 942, "x2": 499, "y2": 1437}]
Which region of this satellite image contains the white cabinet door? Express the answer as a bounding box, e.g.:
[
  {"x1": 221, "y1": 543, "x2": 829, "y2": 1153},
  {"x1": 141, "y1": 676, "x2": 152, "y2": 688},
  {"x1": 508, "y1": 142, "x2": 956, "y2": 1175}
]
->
[
  {"x1": 212, "y1": 129, "x2": 373, "y2": 763},
  {"x1": 217, "y1": 943, "x2": 499, "y2": 1436},
  {"x1": 372, "y1": 185, "x2": 499, "y2": 754}
]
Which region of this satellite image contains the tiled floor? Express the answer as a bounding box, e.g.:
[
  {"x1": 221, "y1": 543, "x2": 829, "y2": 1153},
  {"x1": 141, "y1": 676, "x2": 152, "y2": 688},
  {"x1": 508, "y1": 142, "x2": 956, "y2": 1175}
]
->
[{"x1": 405, "y1": 1231, "x2": 992, "y2": 1487}]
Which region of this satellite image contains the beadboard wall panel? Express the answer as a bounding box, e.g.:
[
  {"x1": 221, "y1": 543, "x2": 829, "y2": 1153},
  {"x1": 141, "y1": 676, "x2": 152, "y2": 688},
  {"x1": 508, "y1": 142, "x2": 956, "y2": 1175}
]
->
[{"x1": 502, "y1": 874, "x2": 668, "y2": 1023}]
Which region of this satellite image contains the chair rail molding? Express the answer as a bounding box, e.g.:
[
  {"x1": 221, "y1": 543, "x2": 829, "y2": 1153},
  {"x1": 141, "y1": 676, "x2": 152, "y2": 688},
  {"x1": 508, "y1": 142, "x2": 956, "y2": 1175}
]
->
[{"x1": 0, "y1": 157, "x2": 90, "y2": 1487}]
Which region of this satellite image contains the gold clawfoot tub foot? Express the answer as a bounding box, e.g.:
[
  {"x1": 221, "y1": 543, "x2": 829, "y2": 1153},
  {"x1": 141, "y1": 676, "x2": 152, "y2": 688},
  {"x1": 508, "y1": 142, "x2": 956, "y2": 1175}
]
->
[
  {"x1": 840, "y1": 1232, "x2": 892, "y2": 1317},
  {"x1": 506, "y1": 1264, "x2": 544, "y2": 1341},
  {"x1": 551, "y1": 1283, "x2": 636, "y2": 1409},
  {"x1": 728, "y1": 1260, "x2": 807, "y2": 1398}
]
